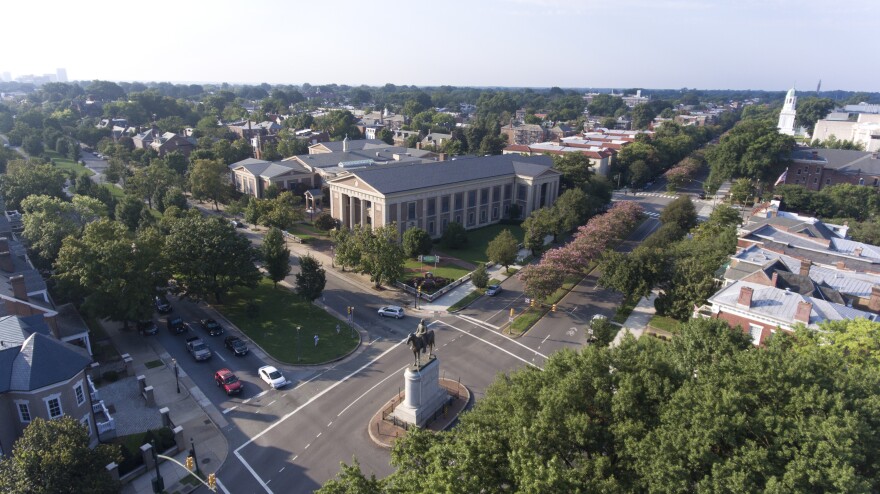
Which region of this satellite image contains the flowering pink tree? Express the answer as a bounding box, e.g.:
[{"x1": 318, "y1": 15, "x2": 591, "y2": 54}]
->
[{"x1": 523, "y1": 202, "x2": 644, "y2": 297}]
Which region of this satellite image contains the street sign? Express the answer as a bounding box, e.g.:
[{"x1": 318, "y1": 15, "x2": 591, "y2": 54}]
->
[{"x1": 421, "y1": 255, "x2": 437, "y2": 263}]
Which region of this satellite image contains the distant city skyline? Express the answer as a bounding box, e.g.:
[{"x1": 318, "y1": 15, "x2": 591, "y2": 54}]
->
[{"x1": 4, "y1": 0, "x2": 879, "y2": 92}]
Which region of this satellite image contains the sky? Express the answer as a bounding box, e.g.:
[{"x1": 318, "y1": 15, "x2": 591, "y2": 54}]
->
[{"x1": 5, "y1": 0, "x2": 878, "y2": 92}]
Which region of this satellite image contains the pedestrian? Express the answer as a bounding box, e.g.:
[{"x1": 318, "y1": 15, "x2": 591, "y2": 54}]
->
[
  {"x1": 336, "y1": 324, "x2": 340, "y2": 335},
  {"x1": 314, "y1": 334, "x2": 319, "y2": 347}
]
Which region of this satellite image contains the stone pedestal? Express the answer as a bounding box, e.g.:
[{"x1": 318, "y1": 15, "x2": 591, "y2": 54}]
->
[{"x1": 392, "y1": 356, "x2": 449, "y2": 427}]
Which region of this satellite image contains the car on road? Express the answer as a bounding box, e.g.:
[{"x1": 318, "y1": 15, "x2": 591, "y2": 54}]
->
[
  {"x1": 200, "y1": 318, "x2": 224, "y2": 336},
  {"x1": 186, "y1": 336, "x2": 212, "y2": 361},
  {"x1": 167, "y1": 316, "x2": 186, "y2": 334},
  {"x1": 258, "y1": 365, "x2": 287, "y2": 389},
  {"x1": 154, "y1": 295, "x2": 172, "y2": 313},
  {"x1": 137, "y1": 320, "x2": 158, "y2": 335},
  {"x1": 224, "y1": 336, "x2": 249, "y2": 356},
  {"x1": 486, "y1": 284, "x2": 502, "y2": 296},
  {"x1": 214, "y1": 368, "x2": 243, "y2": 395},
  {"x1": 377, "y1": 306, "x2": 405, "y2": 319},
  {"x1": 230, "y1": 219, "x2": 244, "y2": 228}
]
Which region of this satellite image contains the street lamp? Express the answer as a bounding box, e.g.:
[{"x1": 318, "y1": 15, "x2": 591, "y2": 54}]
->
[
  {"x1": 296, "y1": 325, "x2": 301, "y2": 362},
  {"x1": 151, "y1": 440, "x2": 164, "y2": 493},
  {"x1": 330, "y1": 245, "x2": 335, "y2": 268},
  {"x1": 172, "y1": 358, "x2": 179, "y2": 394},
  {"x1": 190, "y1": 437, "x2": 202, "y2": 477}
]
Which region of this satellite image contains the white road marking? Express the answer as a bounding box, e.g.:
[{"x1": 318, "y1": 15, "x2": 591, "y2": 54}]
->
[
  {"x1": 541, "y1": 335, "x2": 550, "y2": 345},
  {"x1": 267, "y1": 400, "x2": 276, "y2": 407},
  {"x1": 304, "y1": 443, "x2": 310, "y2": 449},
  {"x1": 437, "y1": 321, "x2": 543, "y2": 369},
  {"x1": 316, "y1": 432, "x2": 322, "y2": 438},
  {"x1": 337, "y1": 364, "x2": 407, "y2": 417},
  {"x1": 327, "y1": 422, "x2": 332, "y2": 427},
  {"x1": 214, "y1": 352, "x2": 226, "y2": 362},
  {"x1": 216, "y1": 478, "x2": 230, "y2": 494},
  {"x1": 234, "y1": 339, "x2": 406, "y2": 493},
  {"x1": 292, "y1": 455, "x2": 297, "y2": 462},
  {"x1": 456, "y1": 315, "x2": 549, "y2": 360},
  {"x1": 279, "y1": 467, "x2": 285, "y2": 473},
  {"x1": 293, "y1": 368, "x2": 330, "y2": 390},
  {"x1": 254, "y1": 390, "x2": 270, "y2": 399},
  {"x1": 222, "y1": 406, "x2": 238, "y2": 415}
]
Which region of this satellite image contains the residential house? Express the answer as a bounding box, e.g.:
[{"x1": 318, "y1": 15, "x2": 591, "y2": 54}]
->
[
  {"x1": 421, "y1": 133, "x2": 451, "y2": 149},
  {"x1": 325, "y1": 155, "x2": 561, "y2": 239},
  {"x1": 500, "y1": 123, "x2": 547, "y2": 146},
  {"x1": 227, "y1": 121, "x2": 282, "y2": 139},
  {"x1": 228, "y1": 158, "x2": 316, "y2": 198},
  {"x1": 780, "y1": 148, "x2": 880, "y2": 191},
  {"x1": 150, "y1": 132, "x2": 195, "y2": 158},
  {"x1": 549, "y1": 124, "x2": 574, "y2": 139},
  {"x1": 503, "y1": 143, "x2": 612, "y2": 177}
]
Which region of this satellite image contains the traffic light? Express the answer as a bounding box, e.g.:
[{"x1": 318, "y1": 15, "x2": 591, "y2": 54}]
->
[
  {"x1": 551, "y1": 304, "x2": 557, "y2": 312},
  {"x1": 530, "y1": 299, "x2": 535, "y2": 308},
  {"x1": 347, "y1": 306, "x2": 352, "y2": 315},
  {"x1": 207, "y1": 473, "x2": 217, "y2": 490},
  {"x1": 185, "y1": 456, "x2": 194, "y2": 471},
  {"x1": 509, "y1": 308, "x2": 515, "y2": 318}
]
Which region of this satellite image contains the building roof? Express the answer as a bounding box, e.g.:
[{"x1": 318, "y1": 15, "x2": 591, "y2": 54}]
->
[
  {"x1": 290, "y1": 146, "x2": 435, "y2": 176},
  {"x1": 228, "y1": 158, "x2": 310, "y2": 179},
  {"x1": 710, "y1": 280, "x2": 876, "y2": 330},
  {"x1": 333, "y1": 155, "x2": 557, "y2": 195},
  {"x1": 790, "y1": 148, "x2": 880, "y2": 175},
  {"x1": 311, "y1": 138, "x2": 388, "y2": 153},
  {"x1": 7, "y1": 332, "x2": 91, "y2": 391}
]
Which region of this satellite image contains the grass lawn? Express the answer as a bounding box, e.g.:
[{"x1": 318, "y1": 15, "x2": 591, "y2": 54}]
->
[
  {"x1": 510, "y1": 307, "x2": 548, "y2": 335},
  {"x1": 437, "y1": 223, "x2": 524, "y2": 266},
  {"x1": 613, "y1": 295, "x2": 641, "y2": 324},
  {"x1": 401, "y1": 259, "x2": 471, "y2": 285},
  {"x1": 545, "y1": 274, "x2": 583, "y2": 305},
  {"x1": 649, "y1": 315, "x2": 681, "y2": 333},
  {"x1": 447, "y1": 289, "x2": 483, "y2": 312},
  {"x1": 215, "y1": 278, "x2": 358, "y2": 364},
  {"x1": 295, "y1": 222, "x2": 332, "y2": 239},
  {"x1": 46, "y1": 150, "x2": 92, "y2": 177}
]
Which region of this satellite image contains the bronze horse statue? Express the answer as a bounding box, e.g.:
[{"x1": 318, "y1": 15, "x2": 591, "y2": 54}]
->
[{"x1": 405, "y1": 330, "x2": 435, "y2": 367}]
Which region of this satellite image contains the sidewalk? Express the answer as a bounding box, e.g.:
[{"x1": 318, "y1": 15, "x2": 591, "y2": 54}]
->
[
  {"x1": 610, "y1": 291, "x2": 658, "y2": 347},
  {"x1": 104, "y1": 322, "x2": 228, "y2": 494},
  {"x1": 419, "y1": 263, "x2": 511, "y2": 313}
]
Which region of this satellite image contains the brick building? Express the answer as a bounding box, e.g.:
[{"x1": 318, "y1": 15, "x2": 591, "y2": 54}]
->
[{"x1": 781, "y1": 148, "x2": 880, "y2": 191}]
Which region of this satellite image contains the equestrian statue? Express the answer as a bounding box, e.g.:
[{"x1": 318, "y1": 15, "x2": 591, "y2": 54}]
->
[{"x1": 405, "y1": 318, "x2": 435, "y2": 367}]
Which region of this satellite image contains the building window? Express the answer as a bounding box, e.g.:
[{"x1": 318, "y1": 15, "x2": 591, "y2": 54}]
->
[
  {"x1": 480, "y1": 188, "x2": 489, "y2": 205},
  {"x1": 825, "y1": 179, "x2": 830, "y2": 185},
  {"x1": 517, "y1": 184, "x2": 527, "y2": 201},
  {"x1": 455, "y1": 214, "x2": 461, "y2": 224},
  {"x1": 493, "y1": 186, "x2": 501, "y2": 201},
  {"x1": 796, "y1": 168, "x2": 801, "y2": 175},
  {"x1": 813, "y1": 178, "x2": 818, "y2": 184},
  {"x1": 428, "y1": 221, "x2": 435, "y2": 235},
  {"x1": 492, "y1": 206, "x2": 499, "y2": 220},
  {"x1": 408, "y1": 202, "x2": 417, "y2": 220},
  {"x1": 427, "y1": 198, "x2": 436, "y2": 216},
  {"x1": 467, "y1": 190, "x2": 477, "y2": 207},
  {"x1": 480, "y1": 210, "x2": 487, "y2": 223},
  {"x1": 46, "y1": 396, "x2": 63, "y2": 419},
  {"x1": 75, "y1": 382, "x2": 85, "y2": 406},
  {"x1": 454, "y1": 193, "x2": 463, "y2": 211},
  {"x1": 441, "y1": 195, "x2": 450, "y2": 213},
  {"x1": 468, "y1": 212, "x2": 475, "y2": 226},
  {"x1": 748, "y1": 324, "x2": 762, "y2": 346},
  {"x1": 504, "y1": 184, "x2": 512, "y2": 199},
  {"x1": 441, "y1": 218, "x2": 448, "y2": 232},
  {"x1": 17, "y1": 402, "x2": 31, "y2": 423}
]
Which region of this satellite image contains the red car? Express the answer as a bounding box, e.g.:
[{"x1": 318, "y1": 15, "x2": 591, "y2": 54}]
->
[{"x1": 213, "y1": 368, "x2": 242, "y2": 395}]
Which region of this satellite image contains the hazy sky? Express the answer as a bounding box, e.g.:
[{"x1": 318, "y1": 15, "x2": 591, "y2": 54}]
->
[{"x1": 5, "y1": 0, "x2": 878, "y2": 92}]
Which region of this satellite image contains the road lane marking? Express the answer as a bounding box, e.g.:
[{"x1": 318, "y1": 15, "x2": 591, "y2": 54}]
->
[
  {"x1": 456, "y1": 315, "x2": 549, "y2": 360},
  {"x1": 222, "y1": 406, "x2": 238, "y2": 415},
  {"x1": 457, "y1": 314, "x2": 500, "y2": 330},
  {"x1": 316, "y1": 432, "x2": 322, "y2": 438},
  {"x1": 304, "y1": 443, "x2": 310, "y2": 449},
  {"x1": 279, "y1": 467, "x2": 285, "y2": 473},
  {"x1": 327, "y1": 421, "x2": 332, "y2": 427},
  {"x1": 234, "y1": 338, "x2": 406, "y2": 493},
  {"x1": 215, "y1": 352, "x2": 226, "y2": 362},
  {"x1": 267, "y1": 400, "x2": 276, "y2": 407},
  {"x1": 255, "y1": 390, "x2": 269, "y2": 399},
  {"x1": 437, "y1": 321, "x2": 543, "y2": 369},
  {"x1": 541, "y1": 335, "x2": 550, "y2": 345},
  {"x1": 216, "y1": 478, "x2": 230, "y2": 494},
  {"x1": 337, "y1": 364, "x2": 408, "y2": 417},
  {"x1": 293, "y1": 368, "x2": 331, "y2": 389}
]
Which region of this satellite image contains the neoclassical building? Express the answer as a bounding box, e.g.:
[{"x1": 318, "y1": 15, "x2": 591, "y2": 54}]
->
[{"x1": 325, "y1": 155, "x2": 561, "y2": 238}]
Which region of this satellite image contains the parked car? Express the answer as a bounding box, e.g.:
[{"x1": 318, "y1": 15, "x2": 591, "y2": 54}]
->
[
  {"x1": 378, "y1": 306, "x2": 405, "y2": 319},
  {"x1": 486, "y1": 284, "x2": 501, "y2": 296},
  {"x1": 200, "y1": 318, "x2": 224, "y2": 336},
  {"x1": 166, "y1": 316, "x2": 186, "y2": 334},
  {"x1": 137, "y1": 320, "x2": 158, "y2": 335},
  {"x1": 258, "y1": 365, "x2": 287, "y2": 389},
  {"x1": 230, "y1": 219, "x2": 244, "y2": 228},
  {"x1": 186, "y1": 336, "x2": 212, "y2": 361},
  {"x1": 154, "y1": 295, "x2": 172, "y2": 313},
  {"x1": 224, "y1": 336, "x2": 249, "y2": 356},
  {"x1": 214, "y1": 368, "x2": 242, "y2": 395}
]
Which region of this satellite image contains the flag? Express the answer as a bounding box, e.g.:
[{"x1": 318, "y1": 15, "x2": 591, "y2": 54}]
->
[{"x1": 774, "y1": 170, "x2": 788, "y2": 186}]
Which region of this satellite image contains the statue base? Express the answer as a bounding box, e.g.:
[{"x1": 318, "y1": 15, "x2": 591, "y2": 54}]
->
[{"x1": 392, "y1": 356, "x2": 449, "y2": 427}]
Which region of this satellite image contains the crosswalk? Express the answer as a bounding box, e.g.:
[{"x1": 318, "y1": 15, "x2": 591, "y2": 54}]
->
[
  {"x1": 612, "y1": 191, "x2": 679, "y2": 200},
  {"x1": 644, "y1": 211, "x2": 660, "y2": 218}
]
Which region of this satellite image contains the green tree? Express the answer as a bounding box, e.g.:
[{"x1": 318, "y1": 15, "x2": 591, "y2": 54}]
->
[
  {"x1": 552, "y1": 153, "x2": 595, "y2": 190},
  {"x1": 0, "y1": 417, "x2": 121, "y2": 494},
  {"x1": 522, "y1": 208, "x2": 556, "y2": 253},
  {"x1": 54, "y1": 219, "x2": 164, "y2": 327},
  {"x1": 440, "y1": 222, "x2": 468, "y2": 249},
  {"x1": 21, "y1": 195, "x2": 107, "y2": 270},
  {"x1": 471, "y1": 263, "x2": 489, "y2": 289},
  {"x1": 357, "y1": 223, "x2": 405, "y2": 288},
  {"x1": 630, "y1": 103, "x2": 656, "y2": 130},
  {"x1": 402, "y1": 227, "x2": 432, "y2": 258},
  {"x1": 295, "y1": 254, "x2": 326, "y2": 301},
  {"x1": 553, "y1": 187, "x2": 591, "y2": 233},
  {"x1": 795, "y1": 97, "x2": 835, "y2": 134},
  {"x1": 729, "y1": 177, "x2": 755, "y2": 206},
  {"x1": 706, "y1": 118, "x2": 795, "y2": 183},
  {"x1": 659, "y1": 195, "x2": 698, "y2": 231},
  {"x1": 164, "y1": 216, "x2": 261, "y2": 302},
  {"x1": 588, "y1": 94, "x2": 625, "y2": 116},
  {"x1": 0, "y1": 160, "x2": 67, "y2": 210},
  {"x1": 189, "y1": 158, "x2": 231, "y2": 210},
  {"x1": 263, "y1": 227, "x2": 291, "y2": 287},
  {"x1": 486, "y1": 229, "x2": 519, "y2": 272},
  {"x1": 317, "y1": 459, "x2": 384, "y2": 494},
  {"x1": 331, "y1": 227, "x2": 361, "y2": 272},
  {"x1": 114, "y1": 195, "x2": 147, "y2": 231}
]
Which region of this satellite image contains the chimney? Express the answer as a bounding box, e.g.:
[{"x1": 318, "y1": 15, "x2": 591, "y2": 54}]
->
[
  {"x1": 10, "y1": 275, "x2": 26, "y2": 300},
  {"x1": 438, "y1": 153, "x2": 447, "y2": 161},
  {"x1": 771, "y1": 272, "x2": 779, "y2": 287},
  {"x1": 799, "y1": 259, "x2": 812, "y2": 277},
  {"x1": 870, "y1": 285, "x2": 880, "y2": 312},
  {"x1": 836, "y1": 261, "x2": 846, "y2": 270},
  {"x1": 794, "y1": 301, "x2": 813, "y2": 324},
  {"x1": 0, "y1": 237, "x2": 8, "y2": 252},
  {"x1": 854, "y1": 247, "x2": 863, "y2": 257},
  {"x1": 737, "y1": 286, "x2": 753, "y2": 308},
  {"x1": 0, "y1": 251, "x2": 12, "y2": 273}
]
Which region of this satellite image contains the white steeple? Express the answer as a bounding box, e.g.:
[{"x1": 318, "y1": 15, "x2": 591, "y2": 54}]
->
[{"x1": 777, "y1": 87, "x2": 797, "y2": 136}]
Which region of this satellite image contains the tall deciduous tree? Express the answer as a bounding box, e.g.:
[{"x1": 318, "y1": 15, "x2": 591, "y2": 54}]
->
[
  {"x1": 21, "y1": 195, "x2": 107, "y2": 270},
  {"x1": 263, "y1": 227, "x2": 291, "y2": 287},
  {"x1": 54, "y1": 219, "x2": 164, "y2": 326},
  {"x1": 189, "y1": 158, "x2": 231, "y2": 210},
  {"x1": 0, "y1": 160, "x2": 67, "y2": 210},
  {"x1": 0, "y1": 417, "x2": 122, "y2": 494},
  {"x1": 357, "y1": 223, "x2": 405, "y2": 288},
  {"x1": 486, "y1": 229, "x2": 519, "y2": 271},
  {"x1": 402, "y1": 227, "x2": 432, "y2": 258},
  {"x1": 296, "y1": 254, "x2": 326, "y2": 301},
  {"x1": 164, "y1": 216, "x2": 261, "y2": 302}
]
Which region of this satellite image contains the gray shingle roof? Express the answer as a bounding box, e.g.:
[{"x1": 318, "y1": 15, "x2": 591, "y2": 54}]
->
[
  {"x1": 315, "y1": 139, "x2": 387, "y2": 152},
  {"x1": 8, "y1": 332, "x2": 91, "y2": 391},
  {"x1": 791, "y1": 148, "x2": 880, "y2": 174},
  {"x1": 337, "y1": 155, "x2": 556, "y2": 195}
]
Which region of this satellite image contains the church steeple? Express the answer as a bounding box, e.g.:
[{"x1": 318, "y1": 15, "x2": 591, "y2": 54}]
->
[{"x1": 777, "y1": 87, "x2": 797, "y2": 136}]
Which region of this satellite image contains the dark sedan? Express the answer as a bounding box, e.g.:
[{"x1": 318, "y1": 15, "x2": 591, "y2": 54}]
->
[{"x1": 224, "y1": 336, "x2": 249, "y2": 356}]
